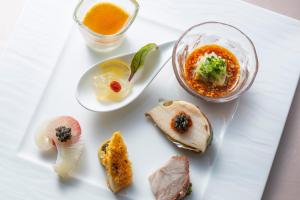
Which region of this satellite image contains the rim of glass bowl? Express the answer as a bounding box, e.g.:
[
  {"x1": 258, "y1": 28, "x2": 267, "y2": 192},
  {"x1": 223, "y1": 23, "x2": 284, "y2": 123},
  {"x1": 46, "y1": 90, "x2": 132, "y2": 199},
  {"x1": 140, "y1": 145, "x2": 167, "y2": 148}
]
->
[
  {"x1": 73, "y1": 0, "x2": 139, "y2": 39},
  {"x1": 172, "y1": 21, "x2": 259, "y2": 103}
]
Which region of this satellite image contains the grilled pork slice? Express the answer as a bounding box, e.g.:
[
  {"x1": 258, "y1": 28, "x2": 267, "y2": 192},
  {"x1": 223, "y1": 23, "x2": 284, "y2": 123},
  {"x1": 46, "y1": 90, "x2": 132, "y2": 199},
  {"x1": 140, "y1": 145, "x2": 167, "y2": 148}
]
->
[
  {"x1": 149, "y1": 156, "x2": 192, "y2": 200},
  {"x1": 145, "y1": 100, "x2": 212, "y2": 153},
  {"x1": 98, "y1": 131, "x2": 133, "y2": 192}
]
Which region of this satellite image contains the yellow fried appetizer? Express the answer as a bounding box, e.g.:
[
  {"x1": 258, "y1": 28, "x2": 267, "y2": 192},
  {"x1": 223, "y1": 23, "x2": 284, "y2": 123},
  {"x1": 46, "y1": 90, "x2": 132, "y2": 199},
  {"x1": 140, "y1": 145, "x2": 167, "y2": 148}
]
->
[{"x1": 98, "y1": 131, "x2": 132, "y2": 192}]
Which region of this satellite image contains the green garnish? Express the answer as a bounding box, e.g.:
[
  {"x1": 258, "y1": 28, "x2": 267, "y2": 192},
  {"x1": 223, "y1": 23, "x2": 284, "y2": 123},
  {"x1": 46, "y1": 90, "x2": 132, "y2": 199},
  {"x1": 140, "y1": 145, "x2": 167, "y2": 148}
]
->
[
  {"x1": 128, "y1": 43, "x2": 158, "y2": 81},
  {"x1": 195, "y1": 53, "x2": 227, "y2": 86},
  {"x1": 186, "y1": 183, "x2": 192, "y2": 196}
]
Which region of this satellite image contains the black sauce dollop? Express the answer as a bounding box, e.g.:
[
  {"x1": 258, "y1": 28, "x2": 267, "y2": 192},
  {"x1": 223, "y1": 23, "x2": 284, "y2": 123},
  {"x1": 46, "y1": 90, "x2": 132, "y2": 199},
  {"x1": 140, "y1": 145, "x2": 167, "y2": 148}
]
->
[
  {"x1": 171, "y1": 112, "x2": 192, "y2": 133},
  {"x1": 55, "y1": 126, "x2": 72, "y2": 142}
]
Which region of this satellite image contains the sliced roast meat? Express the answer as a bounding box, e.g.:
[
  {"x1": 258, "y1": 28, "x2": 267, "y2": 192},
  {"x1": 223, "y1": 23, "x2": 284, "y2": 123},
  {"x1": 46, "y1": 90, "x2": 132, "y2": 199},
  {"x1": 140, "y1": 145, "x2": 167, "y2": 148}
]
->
[{"x1": 149, "y1": 156, "x2": 191, "y2": 200}]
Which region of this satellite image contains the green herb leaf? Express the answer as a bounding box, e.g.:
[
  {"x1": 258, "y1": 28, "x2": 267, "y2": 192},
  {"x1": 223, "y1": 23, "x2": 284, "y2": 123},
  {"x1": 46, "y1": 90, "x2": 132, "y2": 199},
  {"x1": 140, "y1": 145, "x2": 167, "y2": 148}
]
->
[{"x1": 128, "y1": 43, "x2": 158, "y2": 81}]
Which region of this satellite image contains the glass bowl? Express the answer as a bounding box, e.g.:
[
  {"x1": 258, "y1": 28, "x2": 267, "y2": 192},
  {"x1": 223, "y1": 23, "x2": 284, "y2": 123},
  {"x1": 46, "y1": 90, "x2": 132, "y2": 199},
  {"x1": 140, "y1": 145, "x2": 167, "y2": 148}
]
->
[
  {"x1": 73, "y1": 0, "x2": 139, "y2": 52},
  {"x1": 172, "y1": 22, "x2": 258, "y2": 103}
]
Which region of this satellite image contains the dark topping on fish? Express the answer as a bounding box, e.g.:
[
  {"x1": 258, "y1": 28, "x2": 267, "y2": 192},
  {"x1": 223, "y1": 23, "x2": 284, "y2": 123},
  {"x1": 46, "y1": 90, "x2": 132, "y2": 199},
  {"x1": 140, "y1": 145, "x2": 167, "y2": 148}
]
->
[
  {"x1": 55, "y1": 126, "x2": 72, "y2": 142},
  {"x1": 171, "y1": 112, "x2": 192, "y2": 133}
]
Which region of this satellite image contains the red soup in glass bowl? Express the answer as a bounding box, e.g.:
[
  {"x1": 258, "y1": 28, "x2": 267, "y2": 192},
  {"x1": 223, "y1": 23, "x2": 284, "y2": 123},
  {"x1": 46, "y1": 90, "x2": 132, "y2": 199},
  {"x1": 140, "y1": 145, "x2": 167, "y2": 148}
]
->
[{"x1": 172, "y1": 22, "x2": 258, "y2": 103}]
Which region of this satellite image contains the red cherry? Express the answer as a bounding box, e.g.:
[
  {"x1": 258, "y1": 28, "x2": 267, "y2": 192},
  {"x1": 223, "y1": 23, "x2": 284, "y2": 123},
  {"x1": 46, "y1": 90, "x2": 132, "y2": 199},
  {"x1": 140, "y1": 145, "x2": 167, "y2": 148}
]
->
[{"x1": 110, "y1": 81, "x2": 122, "y2": 92}]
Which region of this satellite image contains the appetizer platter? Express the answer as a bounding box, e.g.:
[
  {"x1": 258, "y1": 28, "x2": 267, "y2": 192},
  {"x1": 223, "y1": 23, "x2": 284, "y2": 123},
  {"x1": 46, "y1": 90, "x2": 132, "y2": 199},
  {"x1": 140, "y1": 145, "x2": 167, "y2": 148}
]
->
[{"x1": 1, "y1": 0, "x2": 300, "y2": 200}]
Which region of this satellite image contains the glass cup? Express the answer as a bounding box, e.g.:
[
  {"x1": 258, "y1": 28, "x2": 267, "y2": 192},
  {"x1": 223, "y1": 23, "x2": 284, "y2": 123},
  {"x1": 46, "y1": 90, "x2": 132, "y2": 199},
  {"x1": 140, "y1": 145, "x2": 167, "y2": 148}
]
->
[
  {"x1": 172, "y1": 22, "x2": 259, "y2": 103},
  {"x1": 73, "y1": 0, "x2": 139, "y2": 52}
]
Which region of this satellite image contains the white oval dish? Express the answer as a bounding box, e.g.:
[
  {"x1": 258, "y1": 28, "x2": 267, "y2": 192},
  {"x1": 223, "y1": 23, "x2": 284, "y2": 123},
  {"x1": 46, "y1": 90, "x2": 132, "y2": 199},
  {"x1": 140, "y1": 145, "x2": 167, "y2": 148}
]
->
[{"x1": 76, "y1": 41, "x2": 175, "y2": 112}]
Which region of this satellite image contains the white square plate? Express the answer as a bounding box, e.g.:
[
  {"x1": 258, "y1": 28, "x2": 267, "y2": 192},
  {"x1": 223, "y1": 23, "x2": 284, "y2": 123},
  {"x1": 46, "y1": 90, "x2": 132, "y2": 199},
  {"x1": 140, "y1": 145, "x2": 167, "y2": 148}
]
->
[{"x1": 1, "y1": 0, "x2": 300, "y2": 199}]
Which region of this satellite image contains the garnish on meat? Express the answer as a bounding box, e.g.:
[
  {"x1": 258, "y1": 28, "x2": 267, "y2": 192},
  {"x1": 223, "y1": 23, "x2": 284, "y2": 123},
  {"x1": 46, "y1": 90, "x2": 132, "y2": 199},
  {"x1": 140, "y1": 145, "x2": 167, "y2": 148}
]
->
[
  {"x1": 149, "y1": 156, "x2": 192, "y2": 200},
  {"x1": 145, "y1": 100, "x2": 213, "y2": 153},
  {"x1": 171, "y1": 112, "x2": 192, "y2": 133}
]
